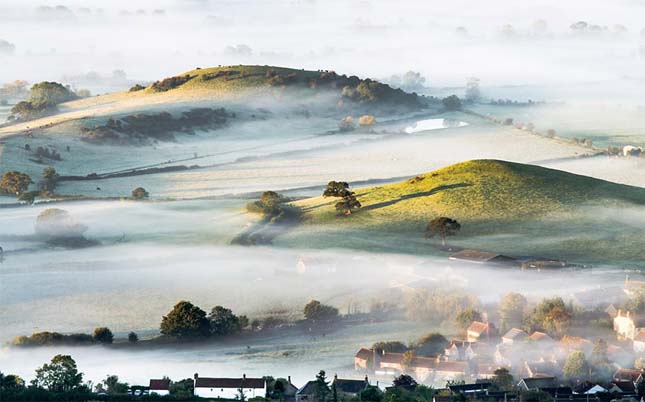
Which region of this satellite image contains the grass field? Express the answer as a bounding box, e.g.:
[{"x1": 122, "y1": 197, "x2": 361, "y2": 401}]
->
[{"x1": 284, "y1": 160, "x2": 645, "y2": 264}]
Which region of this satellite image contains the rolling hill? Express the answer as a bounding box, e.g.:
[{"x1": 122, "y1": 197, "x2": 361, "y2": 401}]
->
[{"x1": 295, "y1": 159, "x2": 645, "y2": 229}]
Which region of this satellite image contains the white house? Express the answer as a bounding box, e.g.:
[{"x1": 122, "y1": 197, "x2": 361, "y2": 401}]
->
[
  {"x1": 634, "y1": 330, "x2": 645, "y2": 353},
  {"x1": 614, "y1": 310, "x2": 645, "y2": 340},
  {"x1": 193, "y1": 374, "x2": 266, "y2": 399},
  {"x1": 149, "y1": 379, "x2": 170, "y2": 396}
]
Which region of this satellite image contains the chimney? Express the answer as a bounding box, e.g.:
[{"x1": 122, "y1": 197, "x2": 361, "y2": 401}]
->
[
  {"x1": 334, "y1": 374, "x2": 338, "y2": 381},
  {"x1": 288, "y1": 376, "x2": 292, "y2": 384},
  {"x1": 194, "y1": 373, "x2": 199, "y2": 380},
  {"x1": 243, "y1": 374, "x2": 247, "y2": 380},
  {"x1": 365, "y1": 375, "x2": 369, "y2": 384}
]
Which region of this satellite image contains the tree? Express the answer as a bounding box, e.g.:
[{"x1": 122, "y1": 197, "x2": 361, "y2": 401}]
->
[
  {"x1": 360, "y1": 386, "x2": 384, "y2": 402},
  {"x1": 128, "y1": 332, "x2": 138, "y2": 343},
  {"x1": 170, "y1": 378, "x2": 195, "y2": 398},
  {"x1": 29, "y1": 82, "x2": 76, "y2": 108},
  {"x1": 455, "y1": 308, "x2": 482, "y2": 330},
  {"x1": 401, "y1": 350, "x2": 416, "y2": 373},
  {"x1": 392, "y1": 374, "x2": 417, "y2": 388},
  {"x1": 92, "y1": 327, "x2": 114, "y2": 344},
  {"x1": 441, "y1": 95, "x2": 461, "y2": 111},
  {"x1": 331, "y1": 382, "x2": 338, "y2": 402},
  {"x1": 563, "y1": 351, "x2": 591, "y2": 381},
  {"x1": 499, "y1": 292, "x2": 527, "y2": 328},
  {"x1": 0, "y1": 372, "x2": 25, "y2": 390},
  {"x1": 0, "y1": 171, "x2": 32, "y2": 195},
  {"x1": 323, "y1": 181, "x2": 350, "y2": 198},
  {"x1": 32, "y1": 354, "x2": 83, "y2": 392},
  {"x1": 335, "y1": 193, "x2": 361, "y2": 215},
  {"x1": 525, "y1": 297, "x2": 572, "y2": 337},
  {"x1": 304, "y1": 300, "x2": 339, "y2": 322},
  {"x1": 41, "y1": 167, "x2": 59, "y2": 192},
  {"x1": 339, "y1": 116, "x2": 355, "y2": 132},
  {"x1": 237, "y1": 386, "x2": 247, "y2": 401},
  {"x1": 160, "y1": 300, "x2": 210, "y2": 337},
  {"x1": 492, "y1": 368, "x2": 514, "y2": 391},
  {"x1": 425, "y1": 217, "x2": 461, "y2": 246},
  {"x1": 208, "y1": 306, "x2": 243, "y2": 336},
  {"x1": 412, "y1": 332, "x2": 449, "y2": 357},
  {"x1": 465, "y1": 78, "x2": 481, "y2": 102},
  {"x1": 372, "y1": 341, "x2": 408, "y2": 354},
  {"x1": 103, "y1": 375, "x2": 129, "y2": 394},
  {"x1": 35, "y1": 208, "x2": 87, "y2": 239},
  {"x1": 131, "y1": 187, "x2": 149, "y2": 200},
  {"x1": 314, "y1": 370, "x2": 330, "y2": 402}
]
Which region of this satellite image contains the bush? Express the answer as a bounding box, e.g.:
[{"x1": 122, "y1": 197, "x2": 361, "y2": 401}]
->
[
  {"x1": 442, "y1": 95, "x2": 462, "y2": 111},
  {"x1": 151, "y1": 75, "x2": 193, "y2": 92},
  {"x1": 128, "y1": 84, "x2": 146, "y2": 92},
  {"x1": 358, "y1": 115, "x2": 375, "y2": 126},
  {"x1": 131, "y1": 187, "x2": 149, "y2": 200},
  {"x1": 128, "y1": 332, "x2": 138, "y2": 343}
]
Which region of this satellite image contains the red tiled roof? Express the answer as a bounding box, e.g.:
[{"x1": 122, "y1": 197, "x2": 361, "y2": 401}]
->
[
  {"x1": 529, "y1": 331, "x2": 553, "y2": 342},
  {"x1": 195, "y1": 377, "x2": 265, "y2": 389},
  {"x1": 467, "y1": 321, "x2": 490, "y2": 335},
  {"x1": 149, "y1": 379, "x2": 170, "y2": 391}
]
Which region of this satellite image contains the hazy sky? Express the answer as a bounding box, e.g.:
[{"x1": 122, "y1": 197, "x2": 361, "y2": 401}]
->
[{"x1": 1, "y1": 0, "x2": 644, "y2": 95}]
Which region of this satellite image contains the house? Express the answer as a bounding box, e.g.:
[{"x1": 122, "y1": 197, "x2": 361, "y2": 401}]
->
[
  {"x1": 332, "y1": 375, "x2": 369, "y2": 399},
  {"x1": 613, "y1": 368, "x2": 644, "y2": 384},
  {"x1": 444, "y1": 341, "x2": 475, "y2": 361},
  {"x1": 448, "y1": 382, "x2": 492, "y2": 395},
  {"x1": 467, "y1": 321, "x2": 496, "y2": 342},
  {"x1": 606, "y1": 304, "x2": 618, "y2": 319},
  {"x1": 517, "y1": 376, "x2": 557, "y2": 391},
  {"x1": 354, "y1": 348, "x2": 373, "y2": 370},
  {"x1": 624, "y1": 275, "x2": 645, "y2": 296},
  {"x1": 524, "y1": 361, "x2": 562, "y2": 378},
  {"x1": 149, "y1": 379, "x2": 170, "y2": 396},
  {"x1": 281, "y1": 377, "x2": 299, "y2": 402},
  {"x1": 608, "y1": 381, "x2": 637, "y2": 396},
  {"x1": 614, "y1": 309, "x2": 645, "y2": 340},
  {"x1": 476, "y1": 364, "x2": 501, "y2": 380},
  {"x1": 573, "y1": 382, "x2": 606, "y2": 395},
  {"x1": 501, "y1": 328, "x2": 528, "y2": 345},
  {"x1": 193, "y1": 374, "x2": 266, "y2": 399},
  {"x1": 296, "y1": 381, "x2": 319, "y2": 402},
  {"x1": 449, "y1": 250, "x2": 519, "y2": 267},
  {"x1": 634, "y1": 330, "x2": 645, "y2": 353},
  {"x1": 434, "y1": 361, "x2": 469, "y2": 384}
]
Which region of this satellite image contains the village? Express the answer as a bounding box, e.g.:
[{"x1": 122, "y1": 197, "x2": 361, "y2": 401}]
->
[{"x1": 351, "y1": 280, "x2": 645, "y2": 402}]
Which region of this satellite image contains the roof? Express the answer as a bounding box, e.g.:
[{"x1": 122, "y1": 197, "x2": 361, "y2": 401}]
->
[
  {"x1": 435, "y1": 361, "x2": 468, "y2": 373},
  {"x1": 297, "y1": 381, "x2": 319, "y2": 395},
  {"x1": 195, "y1": 377, "x2": 265, "y2": 389},
  {"x1": 477, "y1": 364, "x2": 500, "y2": 376},
  {"x1": 467, "y1": 321, "x2": 490, "y2": 335},
  {"x1": 613, "y1": 368, "x2": 644, "y2": 382},
  {"x1": 611, "y1": 381, "x2": 636, "y2": 393},
  {"x1": 520, "y1": 377, "x2": 556, "y2": 390},
  {"x1": 355, "y1": 348, "x2": 372, "y2": 360},
  {"x1": 503, "y1": 328, "x2": 528, "y2": 340},
  {"x1": 149, "y1": 379, "x2": 170, "y2": 391},
  {"x1": 379, "y1": 352, "x2": 404, "y2": 364},
  {"x1": 448, "y1": 383, "x2": 492, "y2": 392},
  {"x1": 529, "y1": 331, "x2": 553, "y2": 342},
  {"x1": 333, "y1": 378, "x2": 368, "y2": 394}
]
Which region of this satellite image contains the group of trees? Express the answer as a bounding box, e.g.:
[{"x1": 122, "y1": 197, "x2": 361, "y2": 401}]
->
[
  {"x1": 246, "y1": 191, "x2": 299, "y2": 224},
  {"x1": 303, "y1": 300, "x2": 339, "y2": 323},
  {"x1": 12, "y1": 326, "x2": 126, "y2": 347},
  {"x1": 0, "y1": 167, "x2": 63, "y2": 204},
  {"x1": 10, "y1": 81, "x2": 78, "y2": 121},
  {"x1": 322, "y1": 181, "x2": 362, "y2": 215},
  {"x1": 160, "y1": 301, "x2": 248, "y2": 338}
]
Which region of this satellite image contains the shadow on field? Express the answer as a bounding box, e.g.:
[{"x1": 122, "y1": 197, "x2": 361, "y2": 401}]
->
[{"x1": 363, "y1": 182, "x2": 471, "y2": 211}]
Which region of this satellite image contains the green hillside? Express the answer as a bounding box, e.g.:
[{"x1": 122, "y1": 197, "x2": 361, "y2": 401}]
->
[
  {"x1": 296, "y1": 159, "x2": 645, "y2": 230},
  {"x1": 139, "y1": 65, "x2": 423, "y2": 109}
]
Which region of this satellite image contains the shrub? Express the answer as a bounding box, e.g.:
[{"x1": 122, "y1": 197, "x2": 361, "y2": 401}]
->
[
  {"x1": 151, "y1": 74, "x2": 193, "y2": 92},
  {"x1": 131, "y1": 187, "x2": 149, "y2": 200},
  {"x1": 358, "y1": 115, "x2": 375, "y2": 126},
  {"x1": 128, "y1": 84, "x2": 146, "y2": 92}
]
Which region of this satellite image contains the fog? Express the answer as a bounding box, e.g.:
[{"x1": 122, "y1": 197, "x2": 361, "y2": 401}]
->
[
  {"x1": 1, "y1": 0, "x2": 645, "y2": 101},
  {"x1": 0, "y1": 198, "x2": 641, "y2": 386}
]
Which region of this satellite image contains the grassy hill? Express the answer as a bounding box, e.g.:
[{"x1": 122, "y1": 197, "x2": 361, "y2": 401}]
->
[
  {"x1": 297, "y1": 160, "x2": 645, "y2": 227},
  {"x1": 285, "y1": 160, "x2": 645, "y2": 263}
]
